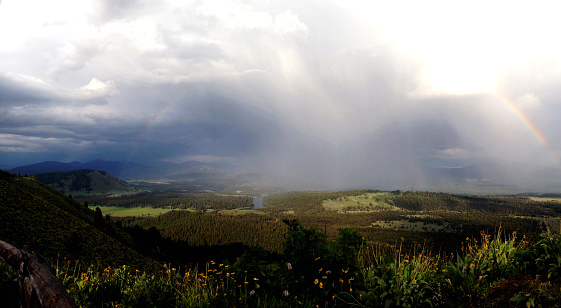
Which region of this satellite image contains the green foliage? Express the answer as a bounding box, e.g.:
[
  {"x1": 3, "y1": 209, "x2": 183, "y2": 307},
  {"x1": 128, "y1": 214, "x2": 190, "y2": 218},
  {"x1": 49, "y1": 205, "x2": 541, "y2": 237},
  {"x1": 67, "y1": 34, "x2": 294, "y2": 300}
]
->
[
  {"x1": 0, "y1": 173, "x2": 155, "y2": 269},
  {"x1": 0, "y1": 260, "x2": 19, "y2": 308},
  {"x1": 358, "y1": 239, "x2": 440, "y2": 308},
  {"x1": 516, "y1": 233, "x2": 561, "y2": 280},
  {"x1": 231, "y1": 220, "x2": 364, "y2": 306},
  {"x1": 441, "y1": 229, "x2": 524, "y2": 307},
  {"x1": 35, "y1": 169, "x2": 95, "y2": 192},
  {"x1": 509, "y1": 278, "x2": 561, "y2": 308},
  {"x1": 33, "y1": 169, "x2": 141, "y2": 196},
  {"x1": 80, "y1": 191, "x2": 253, "y2": 210},
  {"x1": 129, "y1": 210, "x2": 287, "y2": 253},
  {"x1": 263, "y1": 190, "x2": 378, "y2": 214},
  {"x1": 389, "y1": 191, "x2": 561, "y2": 217},
  {"x1": 4, "y1": 217, "x2": 561, "y2": 307}
]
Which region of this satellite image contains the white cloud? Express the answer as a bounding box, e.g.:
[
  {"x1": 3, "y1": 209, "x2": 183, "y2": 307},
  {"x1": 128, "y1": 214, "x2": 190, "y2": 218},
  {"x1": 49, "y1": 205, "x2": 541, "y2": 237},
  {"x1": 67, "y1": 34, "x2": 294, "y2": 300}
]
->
[
  {"x1": 6, "y1": 73, "x2": 48, "y2": 86},
  {"x1": 273, "y1": 11, "x2": 308, "y2": 36},
  {"x1": 76, "y1": 78, "x2": 118, "y2": 98},
  {"x1": 515, "y1": 93, "x2": 541, "y2": 110}
]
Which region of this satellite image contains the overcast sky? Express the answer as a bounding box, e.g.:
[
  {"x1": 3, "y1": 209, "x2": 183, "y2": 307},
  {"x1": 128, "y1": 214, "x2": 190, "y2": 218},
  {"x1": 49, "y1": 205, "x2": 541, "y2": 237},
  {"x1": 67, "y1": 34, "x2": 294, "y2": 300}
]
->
[{"x1": 2, "y1": 0, "x2": 561, "y2": 190}]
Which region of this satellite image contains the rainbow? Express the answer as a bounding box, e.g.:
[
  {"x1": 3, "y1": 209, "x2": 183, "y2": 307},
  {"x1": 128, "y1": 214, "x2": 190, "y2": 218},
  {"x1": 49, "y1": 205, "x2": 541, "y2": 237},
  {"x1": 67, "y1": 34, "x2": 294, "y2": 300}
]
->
[
  {"x1": 497, "y1": 92, "x2": 561, "y2": 170},
  {"x1": 496, "y1": 92, "x2": 547, "y2": 146},
  {"x1": 119, "y1": 93, "x2": 187, "y2": 175}
]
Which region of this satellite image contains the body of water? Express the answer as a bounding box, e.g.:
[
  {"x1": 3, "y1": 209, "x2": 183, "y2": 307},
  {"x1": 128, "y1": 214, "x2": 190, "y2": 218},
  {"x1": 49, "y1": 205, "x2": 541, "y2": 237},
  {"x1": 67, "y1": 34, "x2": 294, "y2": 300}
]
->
[{"x1": 252, "y1": 196, "x2": 265, "y2": 209}]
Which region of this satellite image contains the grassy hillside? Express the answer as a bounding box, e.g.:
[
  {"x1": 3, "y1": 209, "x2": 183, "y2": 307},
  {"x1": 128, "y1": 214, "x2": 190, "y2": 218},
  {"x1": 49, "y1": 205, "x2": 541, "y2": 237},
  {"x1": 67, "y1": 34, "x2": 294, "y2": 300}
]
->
[
  {"x1": 34, "y1": 169, "x2": 142, "y2": 196},
  {"x1": 0, "y1": 170, "x2": 155, "y2": 269}
]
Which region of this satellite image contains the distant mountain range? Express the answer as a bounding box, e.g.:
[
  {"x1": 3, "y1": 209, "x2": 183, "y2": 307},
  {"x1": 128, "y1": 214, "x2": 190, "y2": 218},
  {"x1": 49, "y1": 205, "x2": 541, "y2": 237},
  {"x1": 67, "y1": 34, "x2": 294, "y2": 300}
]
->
[{"x1": 9, "y1": 159, "x2": 236, "y2": 181}]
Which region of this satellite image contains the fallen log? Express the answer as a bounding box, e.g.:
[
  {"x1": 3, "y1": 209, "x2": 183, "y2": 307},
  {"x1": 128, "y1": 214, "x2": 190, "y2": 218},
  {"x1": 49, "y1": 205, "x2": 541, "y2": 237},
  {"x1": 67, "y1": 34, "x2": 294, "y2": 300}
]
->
[{"x1": 0, "y1": 240, "x2": 76, "y2": 308}]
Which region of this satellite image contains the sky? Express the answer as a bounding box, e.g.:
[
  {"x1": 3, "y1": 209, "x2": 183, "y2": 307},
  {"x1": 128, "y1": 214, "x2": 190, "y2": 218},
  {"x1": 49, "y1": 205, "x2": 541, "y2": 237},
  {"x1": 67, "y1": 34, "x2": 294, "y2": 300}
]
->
[{"x1": 2, "y1": 0, "x2": 561, "y2": 191}]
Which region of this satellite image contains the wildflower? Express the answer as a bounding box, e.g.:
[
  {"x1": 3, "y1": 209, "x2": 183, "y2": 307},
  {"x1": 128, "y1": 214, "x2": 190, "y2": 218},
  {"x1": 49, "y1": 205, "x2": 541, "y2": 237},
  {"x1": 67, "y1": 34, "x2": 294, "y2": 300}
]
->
[
  {"x1": 250, "y1": 290, "x2": 256, "y2": 296},
  {"x1": 314, "y1": 279, "x2": 319, "y2": 285},
  {"x1": 287, "y1": 263, "x2": 292, "y2": 270},
  {"x1": 256, "y1": 284, "x2": 260, "y2": 289},
  {"x1": 319, "y1": 282, "x2": 323, "y2": 289},
  {"x1": 284, "y1": 290, "x2": 289, "y2": 297}
]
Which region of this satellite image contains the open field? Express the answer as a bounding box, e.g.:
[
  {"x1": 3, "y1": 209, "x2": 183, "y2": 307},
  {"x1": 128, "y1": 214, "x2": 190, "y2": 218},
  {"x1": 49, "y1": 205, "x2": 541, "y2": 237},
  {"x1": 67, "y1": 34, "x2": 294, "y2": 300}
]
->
[
  {"x1": 89, "y1": 206, "x2": 192, "y2": 217},
  {"x1": 528, "y1": 196, "x2": 561, "y2": 202},
  {"x1": 322, "y1": 192, "x2": 401, "y2": 212}
]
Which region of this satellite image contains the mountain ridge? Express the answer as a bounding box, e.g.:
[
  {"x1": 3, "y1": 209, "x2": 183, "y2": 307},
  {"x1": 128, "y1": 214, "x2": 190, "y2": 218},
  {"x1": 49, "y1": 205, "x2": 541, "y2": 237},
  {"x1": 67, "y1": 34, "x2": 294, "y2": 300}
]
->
[{"x1": 8, "y1": 159, "x2": 235, "y2": 181}]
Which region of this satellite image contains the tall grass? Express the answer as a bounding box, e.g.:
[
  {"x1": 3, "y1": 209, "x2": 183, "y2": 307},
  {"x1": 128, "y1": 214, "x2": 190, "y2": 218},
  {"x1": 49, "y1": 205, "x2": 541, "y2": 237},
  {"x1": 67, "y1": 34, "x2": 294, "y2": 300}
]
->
[
  {"x1": 2, "y1": 228, "x2": 561, "y2": 307},
  {"x1": 357, "y1": 239, "x2": 441, "y2": 307},
  {"x1": 441, "y1": 228, "x2": 523, "y2": 307},
  {"x1": 357, "y1": 227, "x2": 528, "y2": 308},
  {"x1": 55, "y1": 260, "x2": 284, "y2": 307}
]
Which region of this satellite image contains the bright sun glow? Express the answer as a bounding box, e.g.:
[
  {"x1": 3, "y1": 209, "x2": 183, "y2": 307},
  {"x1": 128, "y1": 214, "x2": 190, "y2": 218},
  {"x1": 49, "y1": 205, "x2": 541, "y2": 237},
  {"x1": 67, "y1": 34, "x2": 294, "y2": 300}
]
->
[{"x1": 346, "y1": 0, "x2": 561, "y2": 96}]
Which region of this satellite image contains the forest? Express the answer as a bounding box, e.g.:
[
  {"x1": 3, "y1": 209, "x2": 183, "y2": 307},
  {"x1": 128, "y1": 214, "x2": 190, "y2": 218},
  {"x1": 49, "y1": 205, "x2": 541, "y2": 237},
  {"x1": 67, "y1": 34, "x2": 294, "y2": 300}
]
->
[{"x1": 1, "y1": 169, "x2": 561, "y2": 307}]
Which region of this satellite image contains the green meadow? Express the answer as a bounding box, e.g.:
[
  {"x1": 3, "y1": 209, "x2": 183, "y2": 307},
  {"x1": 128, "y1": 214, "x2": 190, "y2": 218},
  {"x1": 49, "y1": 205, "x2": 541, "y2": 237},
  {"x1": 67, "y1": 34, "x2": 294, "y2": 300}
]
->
[
  {"x1": 89, "y1": 206, "x2": 192, "y2": 217},
  {"x1": 322, "y1": 192, "x2": 401, "y2": 212}
]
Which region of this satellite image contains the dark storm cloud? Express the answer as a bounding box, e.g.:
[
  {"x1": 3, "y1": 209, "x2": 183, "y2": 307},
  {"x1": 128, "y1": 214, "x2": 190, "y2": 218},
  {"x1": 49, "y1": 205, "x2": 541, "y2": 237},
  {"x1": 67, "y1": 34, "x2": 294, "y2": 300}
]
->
[{"x1": 0, "y1": 76, "x2": 50, "y2": 105}]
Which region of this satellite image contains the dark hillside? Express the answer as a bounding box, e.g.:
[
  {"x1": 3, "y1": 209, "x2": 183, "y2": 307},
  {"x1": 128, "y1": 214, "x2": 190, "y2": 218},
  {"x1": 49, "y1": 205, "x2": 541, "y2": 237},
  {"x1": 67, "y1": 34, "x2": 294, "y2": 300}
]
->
[
  {"x1": 34, "y1": 169, "x2": 139, "y2": 196},
  {"x1": 0, "y1": 170, "x2": 154, "y2": 269}
]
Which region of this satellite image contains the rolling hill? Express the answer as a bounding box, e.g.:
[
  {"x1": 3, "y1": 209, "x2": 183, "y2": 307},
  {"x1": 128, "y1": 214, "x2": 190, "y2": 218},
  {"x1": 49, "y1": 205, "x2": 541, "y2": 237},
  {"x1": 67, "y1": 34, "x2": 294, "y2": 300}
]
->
[
  {"x1": 33, "y1": 169, "x2": 141, "y2": 196},
  {"x1": 0, "y1": 170, "x2": 155, "y2": 269}
]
